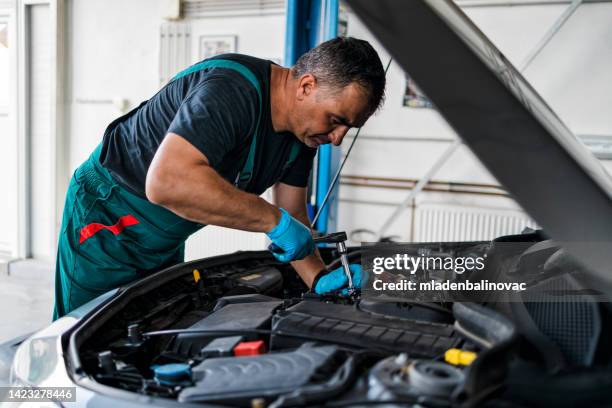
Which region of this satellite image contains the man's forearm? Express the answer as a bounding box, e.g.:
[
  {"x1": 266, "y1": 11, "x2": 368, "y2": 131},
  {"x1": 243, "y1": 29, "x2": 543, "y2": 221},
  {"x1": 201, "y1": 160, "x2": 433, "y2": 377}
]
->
[
  {"x1": 289, "y1": 212, "x2": 325, "y2": 288},
  {"x1": 291, "y1": 253, "x2": 325, "y2": 288},
  {"x1": 147, "y1": 160, "x2": 280, "y2": 233}
]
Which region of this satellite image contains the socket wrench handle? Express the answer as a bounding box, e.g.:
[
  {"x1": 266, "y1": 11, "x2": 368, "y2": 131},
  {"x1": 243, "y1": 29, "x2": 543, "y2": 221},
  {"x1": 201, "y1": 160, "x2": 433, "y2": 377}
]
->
[
  {"x1": 313, "y1": 231, "x2": 354, "y2": 291},
  {"x1": 313, "y1": 232, "x2": 348, "y2": 244}
]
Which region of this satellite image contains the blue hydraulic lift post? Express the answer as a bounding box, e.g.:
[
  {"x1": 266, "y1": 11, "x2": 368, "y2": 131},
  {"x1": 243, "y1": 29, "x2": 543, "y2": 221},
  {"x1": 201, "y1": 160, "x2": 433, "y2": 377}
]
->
[
  {"x1": 314, "y1": 0, "x2": 340, "y2": 234},
  {"x1": 284, "y1": 0, "x2": 340, "y2": 234},
  {"x1": 284, "y1": 1, "x2": 308, "y2": 69}
]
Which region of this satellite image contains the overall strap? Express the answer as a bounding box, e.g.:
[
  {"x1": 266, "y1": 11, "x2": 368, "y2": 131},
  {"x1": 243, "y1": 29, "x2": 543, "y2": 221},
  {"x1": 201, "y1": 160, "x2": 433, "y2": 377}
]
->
[
  {"x1": 173, "y1": 59, "x2": 262, "y2": 190},
  {"x1": 173, "y1": 59, "x2": 302, "y2": 190},
  {"x1": 282, "y1": 140, "x2": 302, "y2": 175}
]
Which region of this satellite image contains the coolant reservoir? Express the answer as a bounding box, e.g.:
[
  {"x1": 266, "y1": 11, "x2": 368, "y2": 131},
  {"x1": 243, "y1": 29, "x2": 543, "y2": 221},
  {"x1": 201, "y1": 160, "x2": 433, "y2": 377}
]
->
[{"x1": 368, "y1": 354, "x2": 465, "y2": 401}]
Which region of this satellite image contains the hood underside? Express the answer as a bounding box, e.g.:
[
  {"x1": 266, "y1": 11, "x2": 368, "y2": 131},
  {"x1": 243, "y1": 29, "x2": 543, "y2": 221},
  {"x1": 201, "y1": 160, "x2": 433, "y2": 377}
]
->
[{"x1": 346, "y1": 0, "x2": 612, "y2": 288}]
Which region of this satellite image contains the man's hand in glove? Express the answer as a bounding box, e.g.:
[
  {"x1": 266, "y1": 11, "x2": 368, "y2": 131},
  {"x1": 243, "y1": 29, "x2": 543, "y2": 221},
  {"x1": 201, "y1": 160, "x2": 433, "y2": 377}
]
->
[
  {"x1": 312, "y1": 264, "x2": 362, "y2": 295},
  {"x1": 266, "y1": 208, "x2": 315, "y2": 262}
]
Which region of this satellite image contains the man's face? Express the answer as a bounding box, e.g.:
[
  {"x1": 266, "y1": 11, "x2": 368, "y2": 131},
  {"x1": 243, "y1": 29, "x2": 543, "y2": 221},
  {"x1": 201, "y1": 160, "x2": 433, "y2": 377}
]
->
[{"x1": 291, "y1": 76, "x2": 370, "y2": 148}]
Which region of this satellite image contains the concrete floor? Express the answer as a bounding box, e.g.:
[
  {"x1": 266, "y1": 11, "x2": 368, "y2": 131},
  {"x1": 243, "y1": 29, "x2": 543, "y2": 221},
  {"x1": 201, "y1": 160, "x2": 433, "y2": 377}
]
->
[
  {"x1": 0, "y1": 259, "x2": 54, "y2": 386},
  {"x1": 0, "y1": 259, "x2": 55, "y2": 344}
]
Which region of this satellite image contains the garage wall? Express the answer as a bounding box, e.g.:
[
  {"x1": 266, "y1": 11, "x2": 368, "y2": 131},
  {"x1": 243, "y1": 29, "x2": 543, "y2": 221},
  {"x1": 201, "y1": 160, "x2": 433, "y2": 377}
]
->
[
  {"x1": 336, "y1": 1, "x2": 612, "y2": 243},
  {"x1": 4, "y1": 0, "x2": 609, "y2": 263},
  {"x1": 68, "y1": 0, "x2": 162, "y2": 171},
  {"x1": 65, "y1": 1, "x2": 286, "y2": 260},
  {"x1": 528, "y1": 2, "x2": 612, "y2": 172},
  {"x1": 67, "y1": 1, "x2": 286, "y2": 174},
  {"x1": 27, "y1": 3, "x2": 56, "y2": 260},
  {"x1": 0, "y1": 107, "x2": 13, "y2": 255},
  {"x1": 0, "y1": 112, "x2": 13, "y2": 255},
  {"x1": 0, "y1": 5, "x2": 16, "y2": 257}
]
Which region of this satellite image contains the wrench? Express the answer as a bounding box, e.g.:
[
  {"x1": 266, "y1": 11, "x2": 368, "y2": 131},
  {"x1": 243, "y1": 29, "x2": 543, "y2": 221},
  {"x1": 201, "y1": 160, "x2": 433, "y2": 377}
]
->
[{"x1": 313, "y1": 232, "x2": 354, "y2": 291}]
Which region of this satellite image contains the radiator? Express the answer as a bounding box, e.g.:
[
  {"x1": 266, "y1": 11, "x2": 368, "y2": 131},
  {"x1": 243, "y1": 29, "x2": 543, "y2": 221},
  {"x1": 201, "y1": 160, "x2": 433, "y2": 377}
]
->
[
  {"x1": 159, "y1": 22, "x2": 191, "y2": 85},
  {"x1": 414, "y1": 206, "x2": 537, "y2": 242},
  {"x1": 185, "y1": 190, "x2": 273, "y2": 260},
  {"x1": 185, "y1": 225, "x2": 267, "y2": 261}
]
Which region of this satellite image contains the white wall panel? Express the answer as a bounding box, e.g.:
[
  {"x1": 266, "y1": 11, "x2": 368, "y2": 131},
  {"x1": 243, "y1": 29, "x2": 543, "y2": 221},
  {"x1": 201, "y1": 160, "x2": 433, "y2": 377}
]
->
[
  {"x1": 69, "y1": 0, "x2": 161, "y2": 172},
  {"x1": 0, "y1": 9, "x2": 22, "y2": 257},
  {"x1": 28, "y1": 3, "x2": 53, "y2": 260},
  {"x1": 342, "y1": 138, "x2": 497, "y2": 184},
  {"x1": 521, "y1": 3, "x2": 612, "y2": 136},
  {"x1": 463, "y1": 3, "x2": 612, "y2": 137},
  {"x1": 0, "y1": 113, "x2": 14, "y2": 255},
  {"x1": 185, "y1": 226, "x2": 268, "y2": 260},
  {"x1": 338, "y1": 2, "x2": 611, "y2": 241},
  {"x1": 462, "y1": 3, "x2": 566, "y2": 68},
  {"x1": 188, "y1": 14, "x2": 285, "y2": 64}
]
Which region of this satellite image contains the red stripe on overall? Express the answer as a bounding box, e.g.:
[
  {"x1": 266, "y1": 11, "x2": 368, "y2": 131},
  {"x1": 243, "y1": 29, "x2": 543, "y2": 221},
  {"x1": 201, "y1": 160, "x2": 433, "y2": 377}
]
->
[{"x1": 79, "y1": 214, "x2": 140, "y2": 244}]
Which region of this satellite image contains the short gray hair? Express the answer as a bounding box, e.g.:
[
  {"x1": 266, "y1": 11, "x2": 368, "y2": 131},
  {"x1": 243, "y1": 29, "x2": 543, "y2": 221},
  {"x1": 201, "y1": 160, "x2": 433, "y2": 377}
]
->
[{"x1": 292, "y1": 37, "x2": 386, "y2": 116}]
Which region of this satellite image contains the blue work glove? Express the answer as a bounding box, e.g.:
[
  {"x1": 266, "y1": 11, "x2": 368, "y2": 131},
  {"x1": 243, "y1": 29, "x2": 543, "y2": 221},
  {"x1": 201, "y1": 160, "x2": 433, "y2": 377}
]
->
[
  {"x1": 313, "y1": 264, "x2": 362, "y2": 295},
  {"x1": 266, "y1": 208, "x2": 315, "y2": 263}
]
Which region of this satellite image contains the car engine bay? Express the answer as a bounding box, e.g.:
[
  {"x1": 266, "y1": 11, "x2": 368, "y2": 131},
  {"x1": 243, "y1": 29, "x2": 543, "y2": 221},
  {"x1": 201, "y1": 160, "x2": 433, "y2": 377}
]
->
[{"x1": 67, "y1": 231, "x2": 612, "y2": 407}]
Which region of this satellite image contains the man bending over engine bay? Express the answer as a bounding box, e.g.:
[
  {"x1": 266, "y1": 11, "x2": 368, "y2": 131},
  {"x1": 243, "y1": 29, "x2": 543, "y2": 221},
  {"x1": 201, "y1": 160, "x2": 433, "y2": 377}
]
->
[{"x1": 53, "y1": 37, "x2": 385, "y2": 319}]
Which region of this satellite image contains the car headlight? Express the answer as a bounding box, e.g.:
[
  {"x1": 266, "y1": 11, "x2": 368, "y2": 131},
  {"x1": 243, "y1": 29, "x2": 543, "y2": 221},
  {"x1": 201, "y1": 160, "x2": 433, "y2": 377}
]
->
[{"x1": 10, "y1": 336, "x2": 58, "y2": 387}]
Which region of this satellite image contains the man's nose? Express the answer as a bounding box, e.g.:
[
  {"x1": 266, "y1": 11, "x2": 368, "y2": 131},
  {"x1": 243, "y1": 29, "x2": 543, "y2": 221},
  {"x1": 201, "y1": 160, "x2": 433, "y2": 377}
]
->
[{"x1": 329, "y1": 126, "x2": 349, "y2": 146}]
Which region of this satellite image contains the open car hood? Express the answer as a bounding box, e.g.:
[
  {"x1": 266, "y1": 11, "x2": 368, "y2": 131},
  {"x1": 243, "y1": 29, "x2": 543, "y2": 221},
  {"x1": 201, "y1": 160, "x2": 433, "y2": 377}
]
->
[{"x1": 346, "y1": 0, "x2": 612, "y2": 288}]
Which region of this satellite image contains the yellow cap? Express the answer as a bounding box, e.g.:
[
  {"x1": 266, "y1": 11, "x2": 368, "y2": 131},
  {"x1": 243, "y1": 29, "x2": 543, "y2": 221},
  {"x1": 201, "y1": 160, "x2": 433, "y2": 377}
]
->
[
  {"x1": 445, "y1": 348, "x2": 477, "y2": 366},
  {"x1": 193, "y1": 269, "x2": 201, "y2": 283}
]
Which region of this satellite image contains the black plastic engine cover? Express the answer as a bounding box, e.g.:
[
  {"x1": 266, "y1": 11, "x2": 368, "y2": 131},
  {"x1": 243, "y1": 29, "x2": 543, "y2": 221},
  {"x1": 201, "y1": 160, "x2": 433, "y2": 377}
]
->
[
  {"x1": 167, "y1": 299, "x2": 282, "y2": 357},
  {"x1": 358, "y1": 299, "x2": 454, "y2": 324},
  {"x1": 271, "y1": 300, "x2": 458, "y2": 357},
  {"x1": 234, "y1": 266, "x2": 283, "y2": 294},
  {"x1": 178, "y1": 344, "x2": 341, "y2": 404}
]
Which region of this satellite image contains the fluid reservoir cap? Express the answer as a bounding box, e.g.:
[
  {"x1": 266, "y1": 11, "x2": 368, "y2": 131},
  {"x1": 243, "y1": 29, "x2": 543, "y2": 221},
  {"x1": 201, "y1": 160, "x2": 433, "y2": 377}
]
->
[
  {"x1": 445, "y1": 348, "x2": 477, "y2": 366},
  {"x1": 152, "y1": 363, "x2": 192, "y2": 384}
]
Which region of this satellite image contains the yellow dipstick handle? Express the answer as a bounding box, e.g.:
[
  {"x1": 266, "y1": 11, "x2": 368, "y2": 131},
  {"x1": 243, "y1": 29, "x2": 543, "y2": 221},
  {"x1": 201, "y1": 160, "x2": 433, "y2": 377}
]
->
[
  {"x1": 193, "y1": 269, "x2": 201, "y2": 283},
  {"x1": 445, "y1": 348, "x2": 477, "y2": 366}
]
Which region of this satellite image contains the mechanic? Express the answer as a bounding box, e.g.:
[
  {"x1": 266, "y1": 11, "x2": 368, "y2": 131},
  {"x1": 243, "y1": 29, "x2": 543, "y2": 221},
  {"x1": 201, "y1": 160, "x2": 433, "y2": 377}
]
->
[{"x1": 53, "y1": 37, "x2": 385, "y2": 319}]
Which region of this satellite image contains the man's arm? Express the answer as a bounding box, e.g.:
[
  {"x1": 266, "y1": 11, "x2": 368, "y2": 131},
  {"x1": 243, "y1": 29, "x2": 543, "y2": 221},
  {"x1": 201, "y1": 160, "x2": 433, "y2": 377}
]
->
[
  {"x1": 146, "y1": 133, "x2": 281, "y2": 233},
  {"x1": 272, "y1": 182, "x2": 325, "y2": 288}
]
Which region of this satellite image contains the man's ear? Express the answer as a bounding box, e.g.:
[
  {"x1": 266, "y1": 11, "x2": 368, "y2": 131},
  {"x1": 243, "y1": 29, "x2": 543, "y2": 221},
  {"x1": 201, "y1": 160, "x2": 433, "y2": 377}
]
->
[{"x1": 296, "y1": 73, "x2": 316, "y2": 101}]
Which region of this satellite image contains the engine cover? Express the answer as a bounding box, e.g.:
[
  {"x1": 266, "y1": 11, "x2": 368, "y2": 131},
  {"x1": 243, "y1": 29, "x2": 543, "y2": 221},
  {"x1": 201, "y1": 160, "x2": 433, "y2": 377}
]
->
[
  {"x1": 178, "y1": 344, "x2": 342, "y2": 404},
  {"x1": 271, "y1": 300, "x2": 458, "y2": 357},
  {"x1": 167, "y1": 297, "x2": 282, "y2": 357}
]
